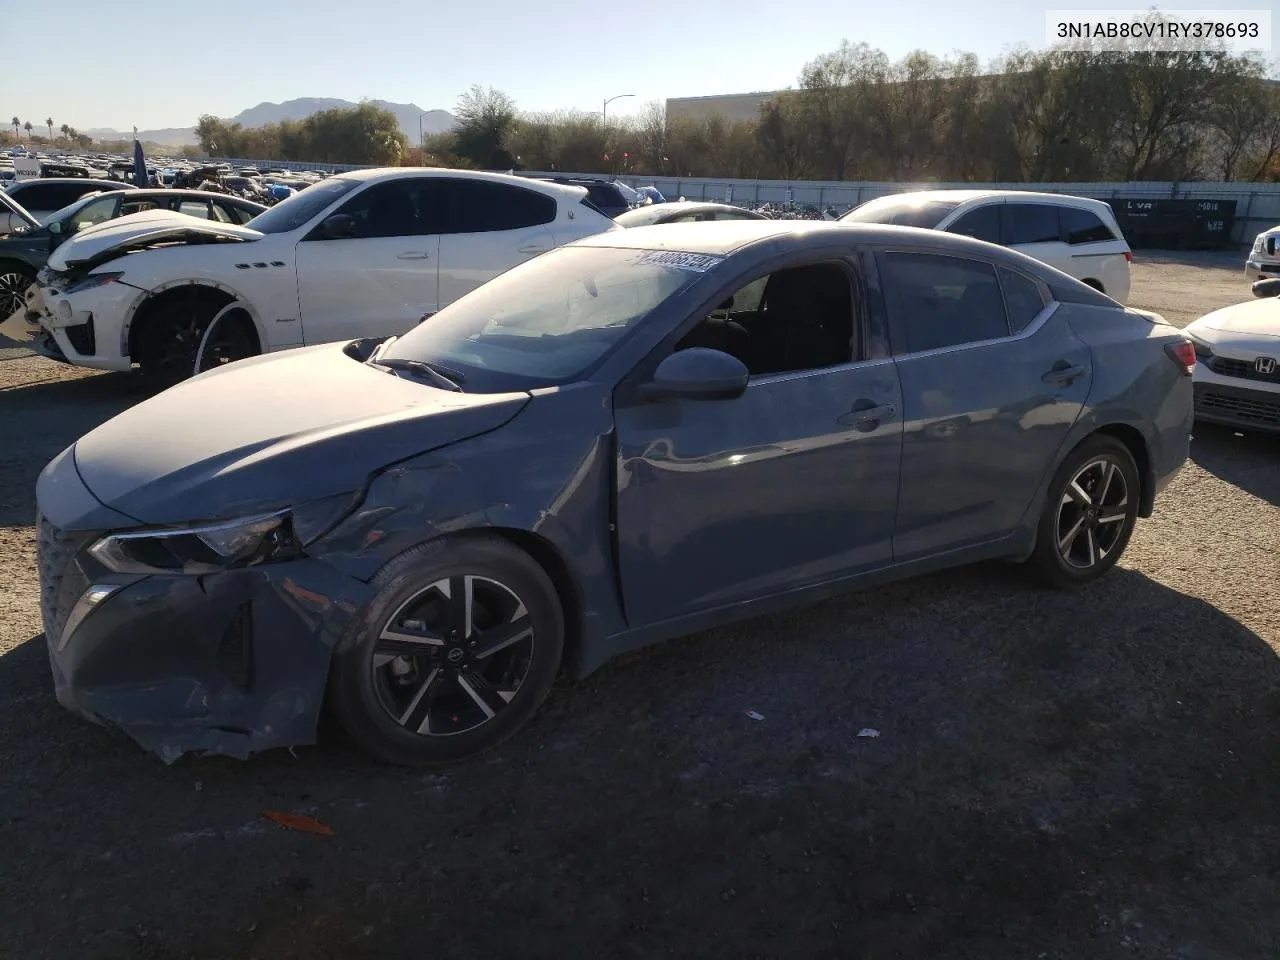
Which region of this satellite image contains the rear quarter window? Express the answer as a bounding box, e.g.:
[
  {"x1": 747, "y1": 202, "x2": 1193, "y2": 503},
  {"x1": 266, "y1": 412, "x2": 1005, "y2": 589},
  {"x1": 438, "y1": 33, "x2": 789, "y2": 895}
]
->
[{"x1": 1060, "y1": 206, "x2": 1117, "y2": 244}]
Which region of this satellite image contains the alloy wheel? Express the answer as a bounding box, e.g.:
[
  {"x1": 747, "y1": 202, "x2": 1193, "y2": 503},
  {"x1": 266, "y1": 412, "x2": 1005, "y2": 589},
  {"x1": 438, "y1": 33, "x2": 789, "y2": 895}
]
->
[
  {"x1": 372, "y1": 576, "x2": 535, "y2": 737},
  {"x1": 0, "y1": 270, "x2": 31, "y2": 319},
  {"x1": 1055, "y1": 457, "x2": 1130, "y2": 570}
]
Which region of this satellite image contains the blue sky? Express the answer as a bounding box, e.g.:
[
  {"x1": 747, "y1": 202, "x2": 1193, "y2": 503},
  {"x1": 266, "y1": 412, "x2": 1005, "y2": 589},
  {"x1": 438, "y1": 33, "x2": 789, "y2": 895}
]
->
[{"x1": 5, "y1": 0, "x2": 1275, "y2": 131}]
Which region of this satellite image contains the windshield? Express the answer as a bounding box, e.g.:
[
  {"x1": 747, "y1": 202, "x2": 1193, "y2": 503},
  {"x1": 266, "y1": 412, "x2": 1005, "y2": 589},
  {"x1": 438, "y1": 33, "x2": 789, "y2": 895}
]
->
[
  {"x1": 840, "y1": 196, "x2": 960, "y2": 228},
  {"x1": 381, "y1": 246, "x2": 710, "y2": 392},
  {"x1": 244, "y1": 177, "x2": 359, "y2": 234}
]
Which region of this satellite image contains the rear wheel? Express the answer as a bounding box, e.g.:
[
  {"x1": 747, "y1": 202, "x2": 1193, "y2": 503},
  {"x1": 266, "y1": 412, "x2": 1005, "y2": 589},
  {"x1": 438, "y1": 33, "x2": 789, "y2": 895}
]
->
[
  {"x1": 328, "y1": 535, "x2": 565, "y2": 766},
  {"x1": 0, "y1": 263, "x2": 35, "y2": 320},
  {"x1": 1028, "y1": 435, "x2": 1140, "y2": 589}
]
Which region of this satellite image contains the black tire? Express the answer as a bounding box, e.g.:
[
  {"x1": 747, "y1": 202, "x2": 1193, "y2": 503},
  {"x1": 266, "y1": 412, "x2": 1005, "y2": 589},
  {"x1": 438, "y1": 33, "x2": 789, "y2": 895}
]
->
[
  {"x1": 0, "y1": 262, "x2": 35, "y2": 320},
  {"x1": 134, "y1": 290, "x2": 244, "y2": 389},
  {"x1": 1028, "y1": 435, "x2": 1140, "y2": 589},
  {"x1": 328, "y1": 535, "x2": 565, "y2": 766}
]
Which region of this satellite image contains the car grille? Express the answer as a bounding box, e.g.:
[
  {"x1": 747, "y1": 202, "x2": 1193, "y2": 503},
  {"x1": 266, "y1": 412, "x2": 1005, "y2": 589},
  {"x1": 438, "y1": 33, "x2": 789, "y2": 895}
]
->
[
  {"x1": 1198, "y1": 391, "x2": 1280, "y2": 427},
  {"x1": 1209, "y1": 356, "x2": 1280, "y2": 384},
  {"x1": 36, "y1": 514, "x2": 91, "y2": 645}
]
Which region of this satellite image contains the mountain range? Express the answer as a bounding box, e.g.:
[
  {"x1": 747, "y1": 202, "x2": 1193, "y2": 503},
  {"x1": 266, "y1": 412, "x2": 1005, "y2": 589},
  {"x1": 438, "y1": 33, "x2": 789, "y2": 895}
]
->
[{"x1": 85, "y1": 99, "x2": 458, "y2": 148}]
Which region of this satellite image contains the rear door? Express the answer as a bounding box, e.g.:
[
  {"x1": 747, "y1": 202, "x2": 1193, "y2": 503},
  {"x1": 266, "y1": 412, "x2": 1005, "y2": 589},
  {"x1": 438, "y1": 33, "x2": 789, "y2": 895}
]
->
[
  {"x1": 1060, "y1": 205, "x2": 1131, "y2": 301},
  {"x1": 1002, "y1": 202, "x2": 1074, "y2": 276},
  {"x1": 295, "y1": 177, "x2": 441, "y2": 344},
  {"x1": 874, "y1": 248, "x2": 1091, "y2": 560},
  {"x1": 435, "y1": 179, "x2": 557, "y2": 309}
]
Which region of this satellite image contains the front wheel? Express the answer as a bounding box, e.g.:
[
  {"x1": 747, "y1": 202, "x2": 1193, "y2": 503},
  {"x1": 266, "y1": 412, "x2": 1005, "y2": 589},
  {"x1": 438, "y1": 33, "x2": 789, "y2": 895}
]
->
[
  {"x1": 1028, "y1": 435, "x2": 1140, "y2": 589},
  {"x1": 0, "y1": 263, "x2": 35, "y2": 320},
  {"x1": 135, "y1": 291, "x2": 258, "y2": 388},
  {"x1": 328, "y1": 535, "x2": 565, "y2": 766}
]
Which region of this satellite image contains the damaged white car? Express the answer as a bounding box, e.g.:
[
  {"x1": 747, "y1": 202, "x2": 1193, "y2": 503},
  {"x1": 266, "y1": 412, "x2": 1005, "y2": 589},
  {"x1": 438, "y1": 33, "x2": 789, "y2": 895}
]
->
[{"x1": 30, "y1": 168, "x2": 620, "y2": 385}]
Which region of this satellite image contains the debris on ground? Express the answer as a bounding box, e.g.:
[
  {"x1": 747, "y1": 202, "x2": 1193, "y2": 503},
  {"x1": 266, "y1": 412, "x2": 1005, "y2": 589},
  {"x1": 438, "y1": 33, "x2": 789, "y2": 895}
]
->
[
  {"x1": 857, "y1": 728, "x2": 880, "y2": 738},
  {"x1": 261, "y1": 810, "x2": 335, "y2": 836}
]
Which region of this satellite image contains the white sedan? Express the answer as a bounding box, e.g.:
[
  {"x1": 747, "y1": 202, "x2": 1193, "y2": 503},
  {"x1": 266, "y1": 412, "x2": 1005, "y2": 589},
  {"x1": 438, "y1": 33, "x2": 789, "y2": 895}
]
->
[{"x1": 1185, "y1": 279, "x2": 1280, "y2": 434}]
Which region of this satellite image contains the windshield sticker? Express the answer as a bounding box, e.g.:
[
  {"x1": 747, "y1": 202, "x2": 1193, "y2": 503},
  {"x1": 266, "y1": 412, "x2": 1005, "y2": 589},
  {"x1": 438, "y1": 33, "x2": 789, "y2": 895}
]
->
[{"x1": 633, "y1": 250, "x2": 724, "y2": 272}]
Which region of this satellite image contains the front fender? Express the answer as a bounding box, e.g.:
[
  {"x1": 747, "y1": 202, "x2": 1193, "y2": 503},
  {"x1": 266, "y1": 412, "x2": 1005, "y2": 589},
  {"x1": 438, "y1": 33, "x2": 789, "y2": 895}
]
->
[{"x1": 121, "y1": 278, "x2": 268, "y2": 359}]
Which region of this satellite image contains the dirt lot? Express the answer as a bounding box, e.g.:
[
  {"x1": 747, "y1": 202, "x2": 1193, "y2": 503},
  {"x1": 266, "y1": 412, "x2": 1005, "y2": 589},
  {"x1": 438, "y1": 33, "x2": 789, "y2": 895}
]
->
[{"x1": 2, "y1": 252, "x2": 1278, "y2": 960}]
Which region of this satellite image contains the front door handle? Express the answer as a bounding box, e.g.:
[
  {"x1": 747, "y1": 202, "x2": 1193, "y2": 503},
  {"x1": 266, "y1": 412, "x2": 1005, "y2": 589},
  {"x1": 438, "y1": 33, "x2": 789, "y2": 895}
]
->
[
  {"x1": 1042, "y1": 361, "x2": 1085, "y2": 385},
  {"x1": 838, "y1": 402, "x2": 896, "y2": 428},
  {"x1": 518, "y1": 242, "x2": 551, "y2": 254},
  {"x1": 397, "y1": 251, "x2": 431, "y2": 260}
]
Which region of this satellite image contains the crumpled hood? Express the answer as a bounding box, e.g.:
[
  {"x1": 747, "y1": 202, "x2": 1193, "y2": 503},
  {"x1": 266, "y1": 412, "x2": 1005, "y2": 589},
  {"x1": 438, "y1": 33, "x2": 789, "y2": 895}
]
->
[
  {"x1": 71, "y1": 343, "x2": 530, "y2": 525},
  {"x1": 48, "y1": 210, "x2": 263, "y2": 271},
  {"x1": 1189, "y1": 297, "x2": 1280, "y2": 340}
]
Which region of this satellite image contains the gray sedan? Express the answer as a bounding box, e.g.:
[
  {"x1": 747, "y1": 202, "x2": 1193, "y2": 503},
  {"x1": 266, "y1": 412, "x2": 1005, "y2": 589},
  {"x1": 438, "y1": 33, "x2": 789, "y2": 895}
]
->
[{"x1": 35, "y1": 220, "x2": 1194, "y2": 766}]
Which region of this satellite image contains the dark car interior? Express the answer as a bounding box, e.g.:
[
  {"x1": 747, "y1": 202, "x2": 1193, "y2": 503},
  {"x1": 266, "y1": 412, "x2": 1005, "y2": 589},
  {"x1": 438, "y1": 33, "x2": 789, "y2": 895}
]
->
[{"x1": 675, "y1": 262, "x2": 857, "y2": 376}]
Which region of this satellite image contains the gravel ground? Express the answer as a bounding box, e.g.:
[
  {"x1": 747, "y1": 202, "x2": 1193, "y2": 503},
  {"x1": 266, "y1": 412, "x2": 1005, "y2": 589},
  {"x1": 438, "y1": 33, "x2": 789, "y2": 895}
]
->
[{"x1": 1, "y1": 252, "x2": 1278, "y2": 960}]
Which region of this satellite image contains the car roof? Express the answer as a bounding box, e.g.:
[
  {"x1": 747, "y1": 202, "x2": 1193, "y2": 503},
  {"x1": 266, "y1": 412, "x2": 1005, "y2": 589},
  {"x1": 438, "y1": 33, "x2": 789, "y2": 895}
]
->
[
  {"x1": 573, "y1": 221, "x2": 1008, "y2": 257},
  {"x1": 12, "y1": 177, "x2": 135, "y2": 188},
  {"x1": 864, "y1": 188, "x2": 1112, "y2": 210}
]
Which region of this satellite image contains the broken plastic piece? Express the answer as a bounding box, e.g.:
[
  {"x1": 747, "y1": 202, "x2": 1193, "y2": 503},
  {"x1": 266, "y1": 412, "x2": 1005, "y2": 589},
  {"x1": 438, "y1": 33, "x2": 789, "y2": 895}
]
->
[
  {"x1": 261, "y1": 810, "x2": 334, "y2": 836},
  {"x1": 857, "y1": 728, "x2": 880, "y2": 738},
  {"x1": 745, "y1": 710, "x2": 765, "y2": 721}
]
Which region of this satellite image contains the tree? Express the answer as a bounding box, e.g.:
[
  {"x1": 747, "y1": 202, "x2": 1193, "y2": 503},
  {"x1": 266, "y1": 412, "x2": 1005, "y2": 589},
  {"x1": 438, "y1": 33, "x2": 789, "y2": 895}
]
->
[
  {"x1": 453, "y1": 85, "x2": 517, "y2": 169},
  {"x1": 45, "y1": 118, "x2": 53, "y2": 140},
  {"x1": 22, "y1": 121, "x2": 32, "y2": 138},
  {"x1": 10, "y1": 117, "x2": 17, "y2": 138},
  {"x1": 59, "y1": 123, "x2": 69, "y2": 142}
]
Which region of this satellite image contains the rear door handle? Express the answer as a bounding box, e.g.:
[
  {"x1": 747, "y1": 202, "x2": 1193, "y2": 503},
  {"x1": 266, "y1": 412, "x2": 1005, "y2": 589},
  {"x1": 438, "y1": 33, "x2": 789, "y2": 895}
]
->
[
  {"x1": 838, "y1": 402, "x2": 896, "y2": 427},
  {"x1": 518, "y1": 242, "x2": 551, "y2": 254},
  {"x1": 397, "y1": 251, "x2": 431, "y2": 260},
  {"x1": 1042, "y1": 362, "x2": 1085, "y2": 385}
]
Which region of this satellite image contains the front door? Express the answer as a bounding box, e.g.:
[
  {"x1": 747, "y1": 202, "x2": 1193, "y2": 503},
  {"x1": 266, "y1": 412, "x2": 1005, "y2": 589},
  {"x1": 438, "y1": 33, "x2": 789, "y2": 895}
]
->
[
  {"x1": 613, "y1": 257, "x2": 903, "y2": 627},
  {"x1": 875, "y1": 249, "x2": 1091, "y2": 560},
  {"x1": 295, "y1": 178, "x2": 440, "y2": 345}
]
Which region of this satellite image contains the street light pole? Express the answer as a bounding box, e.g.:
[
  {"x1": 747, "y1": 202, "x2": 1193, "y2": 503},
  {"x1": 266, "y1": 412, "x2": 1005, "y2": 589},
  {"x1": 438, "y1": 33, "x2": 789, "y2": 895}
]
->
[
  {"x1": 419, "y1": 113, "x2": 426, "y2": 158},
  {"x1": 602, "y1": 94, "x2": 635, "y2": 122}
]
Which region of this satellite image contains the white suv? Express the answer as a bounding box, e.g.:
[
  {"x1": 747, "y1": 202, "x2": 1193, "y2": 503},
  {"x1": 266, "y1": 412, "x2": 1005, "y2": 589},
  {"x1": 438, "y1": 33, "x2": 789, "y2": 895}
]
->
[
  {"x1": 1245, "y1": 225, "x2": 1280, "y2": 281},
  {"x1": 30, "y1": 168, "x2": 619, "y2": 383},
  {"x1": 842, "y1": 190, "x2": 1132, "y2": 303}
]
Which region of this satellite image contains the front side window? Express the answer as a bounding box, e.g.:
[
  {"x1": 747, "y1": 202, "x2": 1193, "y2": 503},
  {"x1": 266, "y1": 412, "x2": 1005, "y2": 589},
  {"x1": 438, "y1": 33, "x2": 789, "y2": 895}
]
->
[
  {"x1": 381, "y1": 246, "x2": 705, "y2": 391},
  {"x1": 245, "y1": 176, "x2": 360, "y2": 234},
  {"x1": 176, "y1": 200, "x2": 213, "y2": 219},
  {"x1": 841, "y1": 196, "x2": 961, "y2": 229},
  {"x1": 878, "y1": 251, "x2": 1010, "y2": 353},
  {"x1": 436, "y1": 180, "x2": 556, "y2": 234},
  {"x1": 675, "y1": 261, "x2": 856, "y2": 376},
  {"x1": 330, "y1": 180, "x2": 433, "y2": 238},
  {"x1": 947, "y1": 204, "x2": 1002, "y2": 244},
  {"x1": 1003, "y1": 203, "x2": 1061, "y2": 245}
]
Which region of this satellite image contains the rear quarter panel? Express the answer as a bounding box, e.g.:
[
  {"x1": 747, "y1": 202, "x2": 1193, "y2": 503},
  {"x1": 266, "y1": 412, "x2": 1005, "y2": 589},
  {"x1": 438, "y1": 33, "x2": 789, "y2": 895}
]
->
[{"x1": 1055, "y1": 303, "x2": 1192, "y2": 508}]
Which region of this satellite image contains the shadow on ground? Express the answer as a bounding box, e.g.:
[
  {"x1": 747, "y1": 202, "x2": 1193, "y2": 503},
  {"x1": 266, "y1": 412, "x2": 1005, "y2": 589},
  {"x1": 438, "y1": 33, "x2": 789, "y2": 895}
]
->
[
  {"x1": 2, "y1": 563, "x2": 1277, "y2": 959},
  {"x1": 1192, "y1": 422, "x2": 1280, "y2": 506}
]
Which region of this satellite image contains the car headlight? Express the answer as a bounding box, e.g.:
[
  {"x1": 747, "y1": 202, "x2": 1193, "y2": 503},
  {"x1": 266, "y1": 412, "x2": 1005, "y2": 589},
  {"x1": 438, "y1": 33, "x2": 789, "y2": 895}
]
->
[
  {"x1": 61, "y1": 271, "x2": 124, "y2": 296},
  {"x1": 87, "y1": 493, "x2": 359, "y2": 575},
  {"x1": 88, "y1": 510, "x2": 298, "y2": 575}
]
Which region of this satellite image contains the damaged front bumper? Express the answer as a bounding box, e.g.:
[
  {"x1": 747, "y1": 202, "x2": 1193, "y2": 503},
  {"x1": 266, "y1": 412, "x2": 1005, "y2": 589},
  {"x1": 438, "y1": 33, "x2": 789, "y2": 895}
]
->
[{"x1": 36, "y1": 450, "x2": 374, "y2": 763}]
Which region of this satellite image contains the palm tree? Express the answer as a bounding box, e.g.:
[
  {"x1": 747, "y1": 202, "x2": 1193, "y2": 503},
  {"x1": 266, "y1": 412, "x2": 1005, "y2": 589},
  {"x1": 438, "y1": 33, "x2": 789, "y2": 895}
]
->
[
  {"x1": 23, "y1": 121, "x2": 32, "y2": 139},
  {"x1": 45, "y1": 118, "x2": 53, "y2": 140},
  {"x1": 60, "y1": 123, "x2": 69, "y2": 143},
  {"x1": 10, "y1": 117, "x2": 17, "y2": 138}
]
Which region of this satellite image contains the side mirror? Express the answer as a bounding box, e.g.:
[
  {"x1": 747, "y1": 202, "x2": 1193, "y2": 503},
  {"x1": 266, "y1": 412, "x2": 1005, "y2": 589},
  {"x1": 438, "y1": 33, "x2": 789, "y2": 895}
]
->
[
  {"x1": 639, "y1": 348, "x2": 749, "y2": 402},
  {"x1": 48, "y1": 220, "x2": 62, "y2": 236},
  {"x1": 1251, "y1": 277, "x2": 1280, "y2": 299},
  {"x1": 319, "y1": 213, "x2": 357, "y2": 239}
]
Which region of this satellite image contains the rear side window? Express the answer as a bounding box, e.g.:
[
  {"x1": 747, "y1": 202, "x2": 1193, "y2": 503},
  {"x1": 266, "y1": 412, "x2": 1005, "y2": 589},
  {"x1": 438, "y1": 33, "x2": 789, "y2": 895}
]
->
[
  {"x1": 1060, "y1": 206, "x2": 1116, "y2": 244},
  {"x1": 1003, "y1": 204, "x2": 1060, "y2": 245},
  {"x1": 998, "y1": 266, "x2": 1048, "y2": 333},
  {"x1": 947, "y1": 204, "x2": 1002, "y2": 244},
  {"x1": 878, "y1": 252, "x2": 1011, "y2": 353},
  {"x1": 438, "y1": 180, "x2": 556, "y2": 233}
]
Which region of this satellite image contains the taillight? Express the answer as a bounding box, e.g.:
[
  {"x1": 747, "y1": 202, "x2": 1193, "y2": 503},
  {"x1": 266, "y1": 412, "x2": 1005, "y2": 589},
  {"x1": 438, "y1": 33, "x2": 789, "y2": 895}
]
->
[
  {"x1": 1165, "y1": 339, "x2": 1195, "y2": 376},
  {"x1": 1123, "y1": 250, "x2": 1132, "y2": 262}
]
